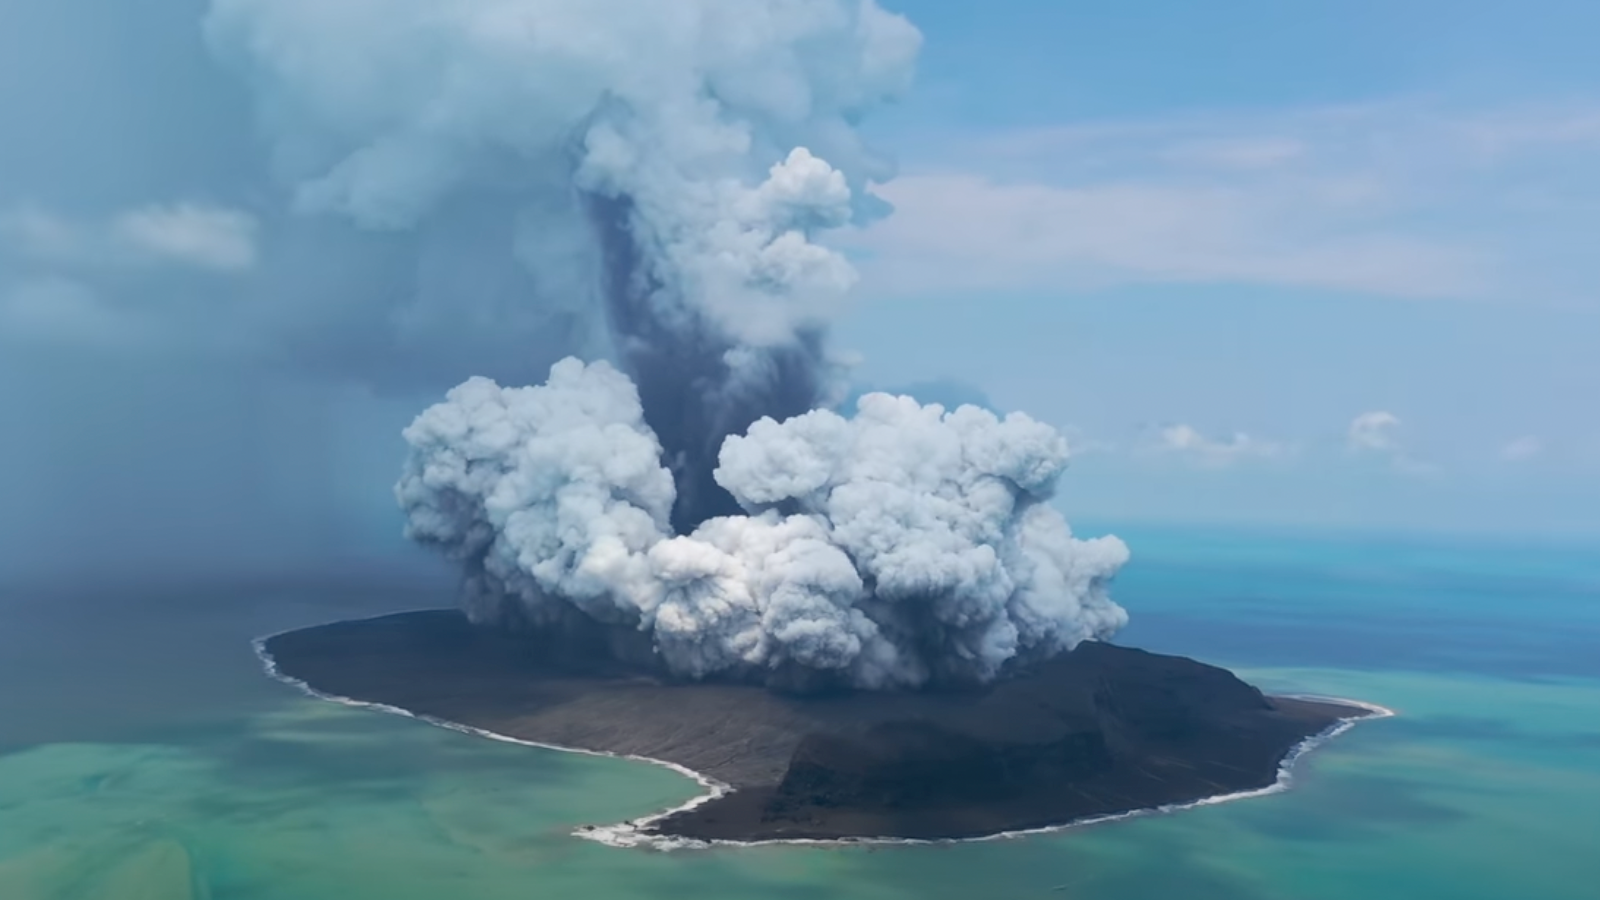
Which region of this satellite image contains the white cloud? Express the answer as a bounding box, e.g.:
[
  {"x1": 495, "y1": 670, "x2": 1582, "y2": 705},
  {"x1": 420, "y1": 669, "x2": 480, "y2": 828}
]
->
[
  {"x1": 1347, "y1": 410, "x2": 1439, "y2": 475},
  {"x1": 0, "y1": 202, "x2": 258, "y2": 272},
  {"x1": 1152, "y1": 423, "x2": 1288, "y2": 467},
  {"x1": 110, "y1": 204, "x2": 259, "y2": 271},
  {"x1": 1159, "y1": 136, "x2": 1309, "y2": 170},
  {"x1": 1501, "y1": 435, "x2": 1544, "y2": 461},
  {"x1": 1452, "y1": 107, "x2": 1600, "y2": 159},
  {"x1": 847, "y1": 173, "x2": 1480, "y2": 298},
  {"x1": 841, "y1": 99, "x2": 1600, "y2": 303},
  {"x1": 1348, "y1": 410, "x2": 1402, "y2": 452}
]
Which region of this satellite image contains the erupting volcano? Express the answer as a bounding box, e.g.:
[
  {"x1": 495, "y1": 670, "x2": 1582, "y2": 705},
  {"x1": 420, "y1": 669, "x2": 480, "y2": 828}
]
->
[{"x1": 219, "y1": 0, "x2": 1384, "y2": 845}]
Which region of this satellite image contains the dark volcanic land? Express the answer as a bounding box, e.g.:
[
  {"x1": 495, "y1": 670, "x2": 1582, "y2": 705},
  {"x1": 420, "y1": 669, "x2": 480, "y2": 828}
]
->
[{"x1": 260, "y1": 610, "x2": 1376, "y2": 843}]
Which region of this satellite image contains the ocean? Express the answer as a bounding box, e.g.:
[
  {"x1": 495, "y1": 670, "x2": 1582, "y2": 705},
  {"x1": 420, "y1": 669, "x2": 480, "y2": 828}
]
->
[{"x1": 2, "y1": 524, "x2": 1597, "y2": 899}]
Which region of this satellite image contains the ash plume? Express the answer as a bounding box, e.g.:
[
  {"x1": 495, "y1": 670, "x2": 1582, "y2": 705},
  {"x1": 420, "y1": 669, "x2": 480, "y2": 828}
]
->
[
  {"x1": 398, "y1": 361, "x2": 1129, "y2": 690},
  {"x1": 212, "y1": 0, "x2": 1129, "y2": 689},
  {"x1": 205, "y1": 0, "x2": 915, "y2": 524}
]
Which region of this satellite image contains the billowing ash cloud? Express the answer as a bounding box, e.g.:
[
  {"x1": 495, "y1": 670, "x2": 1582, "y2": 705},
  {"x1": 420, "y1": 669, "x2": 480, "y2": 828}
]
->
[
  {"x1": 713, "y1": 394, "x2": 1130, "y2": 684},
  {"x1": 212, "y1": 0, "x2": 1128, "y2": 689},
  {"x1": 395, "y1": 359, "x2": 675, "y2": 630},
  {"x1": 398, "y1": 360, "x2": 1129, "y2": 690},
  {"x1": 205, "y1": 0, "x2": 920, "y2": 527}
]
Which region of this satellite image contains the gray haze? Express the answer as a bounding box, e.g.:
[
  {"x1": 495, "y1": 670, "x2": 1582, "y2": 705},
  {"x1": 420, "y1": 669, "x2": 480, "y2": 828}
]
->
[{"x1": 0, "y1": 0, "x2": 524, "y2": 585}]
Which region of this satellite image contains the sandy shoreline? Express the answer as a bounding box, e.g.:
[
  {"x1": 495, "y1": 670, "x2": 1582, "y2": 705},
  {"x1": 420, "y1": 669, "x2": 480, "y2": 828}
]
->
[{"x1": 252, "y1": 614, "x2": 1394, "y2": 851}]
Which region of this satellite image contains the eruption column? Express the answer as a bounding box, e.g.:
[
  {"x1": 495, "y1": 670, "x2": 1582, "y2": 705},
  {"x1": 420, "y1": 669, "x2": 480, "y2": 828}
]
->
[{"x1": 210, "y1": 0, "x2": 1129, "y2": 688}]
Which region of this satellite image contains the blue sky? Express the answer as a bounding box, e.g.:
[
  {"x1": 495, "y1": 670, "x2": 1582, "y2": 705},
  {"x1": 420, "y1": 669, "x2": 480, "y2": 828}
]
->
[
  {"x1": 0, "y1": 0, "x2": 1595, "y2": 587},
  {"x1": 834, "y1": 0, "x2": 1600, "y2": 536},
  {"x1": 885, "y1": 0, "x2": 1600, "y2": 121}
]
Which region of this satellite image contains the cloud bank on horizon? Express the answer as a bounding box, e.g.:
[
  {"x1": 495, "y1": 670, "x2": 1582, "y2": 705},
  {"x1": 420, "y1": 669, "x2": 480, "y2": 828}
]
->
[
  {"x1": 210, "y1": 0, "x2": 1128, "y2": 688},
  {"x1": 838, "y1": 100, "x2": 1600, "y2": 306}
]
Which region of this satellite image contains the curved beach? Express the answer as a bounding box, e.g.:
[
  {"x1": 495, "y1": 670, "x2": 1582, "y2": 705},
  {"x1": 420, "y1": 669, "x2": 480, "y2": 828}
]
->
[{"x1": 255, "y1": 610, "x2": 1389, "y2": 849}]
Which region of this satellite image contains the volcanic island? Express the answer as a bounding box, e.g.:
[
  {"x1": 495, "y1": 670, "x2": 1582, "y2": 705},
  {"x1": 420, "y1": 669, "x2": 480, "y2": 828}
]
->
[{"x1": 259, "y1": 609, "x2": 1382, "y2": 845}]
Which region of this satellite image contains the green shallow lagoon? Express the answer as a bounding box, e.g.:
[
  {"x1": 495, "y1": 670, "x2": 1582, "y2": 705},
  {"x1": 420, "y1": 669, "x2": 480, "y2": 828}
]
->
[
  {"x1": 3, "y1": 531, "x2": 1598, "y2": 899},
  {"x1": 4, "y1": 670, "x2": 1599, "y2": 900}
]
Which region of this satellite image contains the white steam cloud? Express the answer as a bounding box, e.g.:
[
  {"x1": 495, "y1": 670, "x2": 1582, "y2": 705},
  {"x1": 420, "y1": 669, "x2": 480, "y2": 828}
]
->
[
  {"x1": 212, "y1": 0, "x2": 1127, "y2": 689},
  {"x1": 398, "y1": 360, "x2": 1128, "y2": 690}
]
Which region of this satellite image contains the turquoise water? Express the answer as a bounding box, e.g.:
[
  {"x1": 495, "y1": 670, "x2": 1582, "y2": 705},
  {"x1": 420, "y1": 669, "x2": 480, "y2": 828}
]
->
[{"x1": 2, "y1": 527, "x2": 1598, "y2": 898}]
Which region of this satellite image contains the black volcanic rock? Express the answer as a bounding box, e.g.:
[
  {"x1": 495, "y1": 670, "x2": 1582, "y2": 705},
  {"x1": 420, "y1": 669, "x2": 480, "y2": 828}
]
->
[{"x1": 260, "y1": 610, "x2": 1373, "y2": 842}]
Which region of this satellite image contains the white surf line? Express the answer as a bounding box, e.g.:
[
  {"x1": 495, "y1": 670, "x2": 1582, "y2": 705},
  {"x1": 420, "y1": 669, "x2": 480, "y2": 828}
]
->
[
  {"x1": 583, "y1": 692, "x2": 1397, "y2": 851},
  {"x1": 250, "y1": 615, "x2": 736, "y2": 819},
  {"x1": 251, "y1": 613, "x2": 1395, "y2": 853}
]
